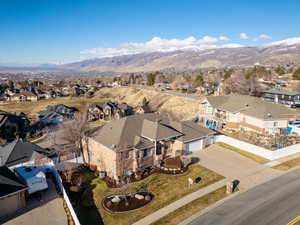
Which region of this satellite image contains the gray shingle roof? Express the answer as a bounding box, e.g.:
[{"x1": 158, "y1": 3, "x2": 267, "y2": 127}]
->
[
  {"x1": 0, "y1": 139, "x2": 45, "y2": 167},
  {"x1": 90, "y1": 113, "x2": 214, "y2": 151},
  {"x1": 141, "y1": 119, "x2": 182, "y2": 141},
  {"x1": 206, "y1": 95, "x2": 298, "y2": 120},
  {"x1": 263, "y1": 89, "x2": 300, "y2": 96},
  {"x1": 0, "y1": 166, "x2": 27, "y2": 197},
  {"x1": 170, "y1": 120, "x2": 216, "y2": 143}
]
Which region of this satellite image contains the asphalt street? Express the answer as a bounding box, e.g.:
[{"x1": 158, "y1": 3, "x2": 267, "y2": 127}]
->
[{"x1": 188, "y1": 168, "x2": 300, "y2": 225}]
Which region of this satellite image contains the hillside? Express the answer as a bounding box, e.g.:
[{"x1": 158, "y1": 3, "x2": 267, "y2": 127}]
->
[
  {"x1": 65, "y1": 42, "x2": 300, "y2": 72},
  {"x1": 96, "y1": 87, "x2": 200, "y2": 120}
]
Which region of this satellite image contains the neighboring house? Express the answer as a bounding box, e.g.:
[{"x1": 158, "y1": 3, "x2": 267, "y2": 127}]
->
[
  {"x1": 0, "y1": 166, "x2": 27, "y2": 218},
  {"x1": 199, "y1": 95, "x2": 298, "y2": 134},
  {"x1": 87, "y1": 103, "x2": 106, "y2": 121},
  {"x1": 83, "y1": 113, "x2": 215, "y2": 179},
  {"x1": 10, "y1": 91, "x2": 38, "y2": 102},
  {"x1": 15, "y1": 166, "x2": 48, "y2": 195},
  {"x1": 0, "y1": 139, "x2": 52, "y2": 168},
  {"x1": 37, "y1": 104, "x2": 78, "y2": 126},
  {"x1": 134, "y1": 104, "x2": 152, "y2": 114},
  {"x1": 87, "y1": 101, "x2": 133, "y2": 121},
  {"x1": 0, "y1": 111, "x2": 31, "y2": 142},
  {"x1": 262, "y1": 90, "x2": 300, "y2": 107}
]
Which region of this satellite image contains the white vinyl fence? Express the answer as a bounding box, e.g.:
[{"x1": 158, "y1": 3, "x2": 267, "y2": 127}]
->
[
  {"x1": 216, "y1": 135, "x2": 300, "y2": 160},
  {"x1": 48, "y1": 167, "x2": 81, "y2": 225}
]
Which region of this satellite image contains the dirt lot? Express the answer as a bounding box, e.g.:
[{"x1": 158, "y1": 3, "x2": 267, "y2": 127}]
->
[
  {"x1": 96, "y1": 87, "x2": 200, "y2": 120},
  {"x1": 0, "y1": 97, "x2": 108, "y2": 121}
]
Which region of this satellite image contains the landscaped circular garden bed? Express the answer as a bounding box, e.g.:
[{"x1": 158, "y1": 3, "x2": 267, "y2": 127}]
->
[{"x1": 102, "y1": 192, "x2": 153, "y2": 213}]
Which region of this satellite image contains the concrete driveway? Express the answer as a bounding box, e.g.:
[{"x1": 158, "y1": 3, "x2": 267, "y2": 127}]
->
[
  {"x1": 2, "y1": 179, "x2": 67, "y2": 225},
  {"x1": 191, "y1": 144, "x2": 283, "y2": 190}
]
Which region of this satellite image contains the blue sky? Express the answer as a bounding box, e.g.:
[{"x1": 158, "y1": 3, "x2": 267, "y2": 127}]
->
[{"x1": 1, "y1": 0, "x2": 300, "y2": 65}]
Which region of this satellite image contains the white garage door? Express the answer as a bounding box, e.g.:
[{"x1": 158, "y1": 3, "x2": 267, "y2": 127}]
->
[{"x1": 186, "y1": 139, "x2": 203, "y2": 154}]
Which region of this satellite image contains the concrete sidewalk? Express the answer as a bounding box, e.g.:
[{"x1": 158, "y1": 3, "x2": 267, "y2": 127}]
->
[{"x1": 132, "y1": 179, "x2": 227, "y2": 225}]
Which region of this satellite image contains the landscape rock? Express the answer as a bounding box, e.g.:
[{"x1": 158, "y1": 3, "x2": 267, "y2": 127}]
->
[
  {"x1": 111, "y1": 196, "x2": 121, "y2": 203},
  {"x1": 135, "y1": 194, "x2": 144, "y2": 200}
]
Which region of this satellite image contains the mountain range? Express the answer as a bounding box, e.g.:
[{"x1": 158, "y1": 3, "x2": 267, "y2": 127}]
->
[
  {"x1": 2, "y1": 39, "x2": 300, "y2": 73},
  {"x1": 63, "y1": 40, "x2": 300, "y2": 73}
]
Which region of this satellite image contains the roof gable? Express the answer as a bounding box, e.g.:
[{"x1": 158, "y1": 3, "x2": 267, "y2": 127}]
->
[
  {"x1": 0, "y1": 166, "x2": 26, "y2": 197},
  {"x1": 0, "y1": 139, "x2": 45, "y2": 167}
]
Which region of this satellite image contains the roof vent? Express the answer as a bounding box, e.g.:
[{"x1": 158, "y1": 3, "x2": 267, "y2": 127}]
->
[
  {"x1": 25, "y1": 167, "x2": 32, "y2": 172},
  {"x1": 267, "y1": 113, "x2": 272, "y2": 118}
]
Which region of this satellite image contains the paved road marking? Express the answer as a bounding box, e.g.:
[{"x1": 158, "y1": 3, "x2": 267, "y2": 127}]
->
[{"x1": 286, "y1": 215, "x2": 300, "y2": 225}]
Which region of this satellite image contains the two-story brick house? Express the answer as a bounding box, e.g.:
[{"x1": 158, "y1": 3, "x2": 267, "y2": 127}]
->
[{"x1": 199, "y1": 95, "x2": 298, "y2": 134}]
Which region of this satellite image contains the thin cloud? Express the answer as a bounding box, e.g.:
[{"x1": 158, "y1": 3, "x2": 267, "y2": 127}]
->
[
  {"x1": 240, "y1": 33, "x2": 249, "y2": 39},
  {"x1": 80, "y1": 36, "x2": 242, "y2": 59},
  {"x1": 253, "y1": 34, "x2": 272, "y2": 41},
  {"x1": 259, "y1": 34, "x2": 272, "y2": 39},
  {"x1": 219, "y1": 36, "x2": 230, "y2": 41}
]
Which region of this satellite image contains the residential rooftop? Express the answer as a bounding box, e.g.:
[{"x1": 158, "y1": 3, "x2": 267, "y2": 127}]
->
[
  {"x1": 263, "y1": 89, "x2": 300, "y2": 96},
  {"x1": 0, "y1": 166, "x2": 27, "y2": 198},
  {"x1": 205, "y1": 95, "x2": 298, "y2": 120},
  {"x1": 90, "y1": 113, "x2": 214, "y2": 151}
]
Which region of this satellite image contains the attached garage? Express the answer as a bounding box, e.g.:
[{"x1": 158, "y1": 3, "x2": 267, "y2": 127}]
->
[
  {"x1": 0, "y1": 166, "x2": 27, "y2": 218},
  {"x1": 173, "y1": 120, "x2": 216, "y2": 155},
  {"x1": 185, "y1": 139, "x2": 204, "y2": 154},
  {"x1": 185, "y1": 135, "x2": 215, "y2": 154}
]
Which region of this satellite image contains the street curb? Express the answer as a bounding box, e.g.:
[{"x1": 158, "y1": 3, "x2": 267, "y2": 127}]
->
[{"x1": 179, "y1": 166, "x2": 300, "y2": 225}]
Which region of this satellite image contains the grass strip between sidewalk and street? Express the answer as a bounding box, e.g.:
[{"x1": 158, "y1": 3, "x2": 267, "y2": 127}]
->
[
  {"x1": 272, "y1": 157, "x2": 300, "y2": 171},
  {"x1": 217, "y1": 142, "x2": 270, "y2": 164},
  {"x1": 150, "y1": 186, "x2": 227, "y2": 225}
]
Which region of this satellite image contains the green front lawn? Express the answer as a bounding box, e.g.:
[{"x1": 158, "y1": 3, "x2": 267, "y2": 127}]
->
[{"x1": 76, "y1": 164, "x2": 224, "y2": 225}]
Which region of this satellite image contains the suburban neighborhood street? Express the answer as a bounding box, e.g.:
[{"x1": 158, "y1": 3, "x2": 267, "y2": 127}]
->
[{"x1": 185, "y1": 167, "x2": 300, "y2": 225}]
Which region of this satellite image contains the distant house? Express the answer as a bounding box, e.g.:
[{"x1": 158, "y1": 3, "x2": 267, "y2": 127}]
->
[
  {"x1": 0, "y1": 166, "x2": 27, "y2": 218},
  {"x1": 87, "y1": 101, "x2": 133, "y2": 121},
  {"x1": 262, "y1": 90, "x2": 300, "y2": 107},
  {"x1": 10, "y1": 91, "x2": 38, "y2": 102},
  {"x1": 0, "y1": 139, "x2": 52, "y2": 168},
  {"x1": 83, "y1": 113, "x2": 215, "y2": 178},
  {"x1": 37, "y1": 104, "x2": 78, "y2": 126},
  {"x1": 199, "y1": 95, "x2": 298, "y2": 134}
]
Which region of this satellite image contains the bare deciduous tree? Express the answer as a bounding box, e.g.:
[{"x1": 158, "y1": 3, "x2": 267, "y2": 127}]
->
[
  {"x1": 60, "y1": 112, "x2": 90, "y2": 163},
  {"x1": 159, "y1": 109, "x2": 183, "y2": 121}
]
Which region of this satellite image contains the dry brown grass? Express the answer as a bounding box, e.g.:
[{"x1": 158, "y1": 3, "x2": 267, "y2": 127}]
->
[
  {"x1": 0, "y1": 97, "x2": 108, "y2": 121},
  {"x1": 272, "y1": 157, "x2": 300, "y2": 170},
  {"x1": 96, "y1": 87, "x2": 200, "y2": 120}
]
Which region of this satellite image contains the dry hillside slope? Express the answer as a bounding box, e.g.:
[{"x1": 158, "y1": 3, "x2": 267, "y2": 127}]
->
[{"x1": 96, "y1": 87, "x2": 200, "y2": 120}]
